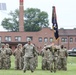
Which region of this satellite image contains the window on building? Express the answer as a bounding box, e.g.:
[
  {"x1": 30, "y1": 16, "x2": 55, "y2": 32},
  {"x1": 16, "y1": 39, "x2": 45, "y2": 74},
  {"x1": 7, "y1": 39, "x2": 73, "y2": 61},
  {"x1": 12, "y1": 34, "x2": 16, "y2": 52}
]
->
[
  {"x1": 70, "y1": 38, "x2": 73, "y2": 42},
  {"x1": 0, "y1": 36, "x2": 1, "y2": 42},
  {"x1": 26, "y1": 36, "x2": 33, "y2": 41},
  {"x1": 15, "y1": 36, "x2": 21, "y2": 42},
  {"x1": 61, "y1": 38, "x2": 67, "y2": 42},
  {"x1": 50, "y1": 37, "x2": 53, "y2": 42},
  {"x1": 5, "y1": 36, "x2": 11, "y2": 42},
  {"x1": 39, "y1": 37, "x2": 42, "y2": 42},
  {"x1": 44, "y1": 37, "x2": 48, "y2": 42}
]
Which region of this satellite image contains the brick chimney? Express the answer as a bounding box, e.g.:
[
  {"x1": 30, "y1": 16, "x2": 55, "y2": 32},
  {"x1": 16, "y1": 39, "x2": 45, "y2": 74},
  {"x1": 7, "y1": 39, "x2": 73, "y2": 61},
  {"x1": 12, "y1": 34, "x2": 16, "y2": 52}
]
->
[{"x1": 19, "y1": 0, "x2": 24, "y2": 32}]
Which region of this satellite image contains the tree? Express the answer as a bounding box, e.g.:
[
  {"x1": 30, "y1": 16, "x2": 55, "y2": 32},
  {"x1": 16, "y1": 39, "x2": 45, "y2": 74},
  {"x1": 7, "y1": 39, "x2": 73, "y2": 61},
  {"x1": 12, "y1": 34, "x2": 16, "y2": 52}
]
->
[
  {"x1": 24, "y1": 8, "x2": 49, "y2": 31},
  {"x1": 1, "y1": 8, "x2": 49, "y2": 32},
  {"x1": 1, "y1": 9, "x2": 19, "y2": 31}
]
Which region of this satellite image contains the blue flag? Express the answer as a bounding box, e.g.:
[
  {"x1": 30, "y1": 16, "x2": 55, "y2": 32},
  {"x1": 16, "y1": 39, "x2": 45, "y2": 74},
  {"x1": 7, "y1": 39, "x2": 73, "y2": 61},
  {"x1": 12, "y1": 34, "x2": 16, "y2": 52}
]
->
[{"x1": 52, "y1": 6, "x2": 59, "y2": 40}]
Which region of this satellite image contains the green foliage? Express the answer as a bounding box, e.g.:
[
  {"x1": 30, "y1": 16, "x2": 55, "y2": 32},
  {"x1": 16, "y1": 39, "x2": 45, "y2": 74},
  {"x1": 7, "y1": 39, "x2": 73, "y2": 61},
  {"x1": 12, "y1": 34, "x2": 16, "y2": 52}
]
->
[
  {"x1": 1, "y1": 9, "x2": 19, "y2": 31},
  {"x1": 24, "y1": 8, "x2": 49, "y2": 31},
  {"x1": 1, "y1": 8, "x2": 49, "y2": 32}
]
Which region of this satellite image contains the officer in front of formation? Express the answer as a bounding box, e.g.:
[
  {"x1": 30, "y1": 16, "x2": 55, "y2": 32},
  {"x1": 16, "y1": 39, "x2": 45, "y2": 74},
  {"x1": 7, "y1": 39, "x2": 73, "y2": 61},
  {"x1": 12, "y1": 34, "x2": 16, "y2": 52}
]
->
[{"x1": 22, "y1": 38, "x2": 39, "y2": 73}]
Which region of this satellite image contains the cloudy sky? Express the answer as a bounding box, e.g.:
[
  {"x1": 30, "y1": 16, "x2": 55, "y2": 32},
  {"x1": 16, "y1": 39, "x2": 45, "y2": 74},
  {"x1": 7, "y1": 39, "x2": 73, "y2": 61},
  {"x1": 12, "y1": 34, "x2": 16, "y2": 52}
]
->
[{"x1": 0, "y1": 0, "x2": 76, "y2": 31}]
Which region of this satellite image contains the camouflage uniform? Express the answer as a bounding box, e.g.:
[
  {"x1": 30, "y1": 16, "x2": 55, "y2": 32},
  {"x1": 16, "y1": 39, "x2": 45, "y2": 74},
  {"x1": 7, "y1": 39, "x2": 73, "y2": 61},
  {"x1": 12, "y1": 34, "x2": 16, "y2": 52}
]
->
[
  {"x1": 13, "y1": 44, "x2": 23, "y2": 70},
  {"x1": 43, "y1": 45, "x2": 59, "y2": 72},
  {"x1": 0, "y1": 44, "x2": 7, "y2": 69},
  {"x1": 41, "y1": 46, "x2": 52, "y2": 70},
  {"x1": 34, "y1": 52, "x2": 38, "y2": 69},
  {"x1": 5, "y1": 44, "x2": 12, "y2": 69},
  {"x1": 0, "y1": 48, "x2": 2, "y2": 69},
  {"x1": 58, "y1": 45, "x2": 68, "y2": 70},
  {"x1": 22, "y1": 38, "x2": 38, "y2": 73},
  {"x1": 50, "y1": 46, "x2": 58, "y2": 72}
]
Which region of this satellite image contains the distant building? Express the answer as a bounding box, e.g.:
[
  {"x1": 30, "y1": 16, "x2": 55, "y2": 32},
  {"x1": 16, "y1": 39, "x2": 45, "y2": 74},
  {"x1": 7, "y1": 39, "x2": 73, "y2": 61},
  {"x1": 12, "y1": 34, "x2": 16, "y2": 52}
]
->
[{"x1": 0, "y1": 27, "x2": 76, "y2": 50}]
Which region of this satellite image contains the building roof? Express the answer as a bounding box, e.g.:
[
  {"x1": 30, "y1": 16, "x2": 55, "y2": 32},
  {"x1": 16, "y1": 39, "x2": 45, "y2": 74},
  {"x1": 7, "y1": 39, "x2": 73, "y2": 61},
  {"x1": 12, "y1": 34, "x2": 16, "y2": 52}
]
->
[
  {"x1": 59, "y1": 29, "x2": 76, "y2": 36},
  {"x1": 0, "y1": 27, "x2": 76, "y2": 36}
]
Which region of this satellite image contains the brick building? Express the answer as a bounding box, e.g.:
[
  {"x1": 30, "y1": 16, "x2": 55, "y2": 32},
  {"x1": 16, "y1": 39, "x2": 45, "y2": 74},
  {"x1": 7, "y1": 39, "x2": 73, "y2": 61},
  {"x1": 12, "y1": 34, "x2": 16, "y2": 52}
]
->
[
  {"x1": 0, "y1": 27, "x2": 76, "y2": 50},
  {"x1": 0, "y1": 0, "x2": 76, "y2": 50}
]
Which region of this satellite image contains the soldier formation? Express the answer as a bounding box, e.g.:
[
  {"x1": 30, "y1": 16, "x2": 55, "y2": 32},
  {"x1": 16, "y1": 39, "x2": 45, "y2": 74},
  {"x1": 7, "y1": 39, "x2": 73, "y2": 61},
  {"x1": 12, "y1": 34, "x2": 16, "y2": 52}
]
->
[
  {"x1": 0, "y1": 38, "x2": 68, "y2": 73},
  {"x1": 40, "y1": 44, "x2": 68, "y2": 72}
]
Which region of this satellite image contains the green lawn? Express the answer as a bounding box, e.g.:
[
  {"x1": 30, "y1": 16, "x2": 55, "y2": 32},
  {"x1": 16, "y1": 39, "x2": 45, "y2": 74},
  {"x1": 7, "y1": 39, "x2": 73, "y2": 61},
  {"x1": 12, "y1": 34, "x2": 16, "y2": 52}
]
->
[{"x1": 0, "y1": 56, "x2": 76, "y2": 75}]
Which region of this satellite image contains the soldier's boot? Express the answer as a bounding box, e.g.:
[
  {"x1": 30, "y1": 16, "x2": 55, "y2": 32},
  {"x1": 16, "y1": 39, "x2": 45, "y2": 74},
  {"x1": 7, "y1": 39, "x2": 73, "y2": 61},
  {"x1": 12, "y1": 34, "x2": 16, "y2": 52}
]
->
[
  {"x1": 63, "y1": 67, "x2": 67, "y2": 71},
  {"x1": 54, "y1": 68, "x2": 56, "y2": 73},
  {"x1": 50, "y1": 68, "x2": 53, "y2": 72},
  {"x1": 0, "y1": 63, "x2": 2, "y2": 69},
  {"x1": 30, "y1": 65, "x2": 34, "y2": 73},
  {"x1": 42, "y1": 65, "x2": 45, "y2": 70},
  {"x1": 23, "y1": 67, "x2": 26, "y2": 73}
]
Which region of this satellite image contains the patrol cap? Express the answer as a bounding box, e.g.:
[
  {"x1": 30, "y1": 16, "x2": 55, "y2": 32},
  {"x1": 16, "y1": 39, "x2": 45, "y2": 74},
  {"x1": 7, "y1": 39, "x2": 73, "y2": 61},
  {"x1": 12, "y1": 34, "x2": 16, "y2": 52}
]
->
[
  {"x1": 27, "y1": 38, "x2": 31, "y2": 42},
  {"x1": 17, "y1": 43, "x2": 22, "y2": 47},
  {"x1": 6, "y1": 43, "x2": 9, "y2": 46}
]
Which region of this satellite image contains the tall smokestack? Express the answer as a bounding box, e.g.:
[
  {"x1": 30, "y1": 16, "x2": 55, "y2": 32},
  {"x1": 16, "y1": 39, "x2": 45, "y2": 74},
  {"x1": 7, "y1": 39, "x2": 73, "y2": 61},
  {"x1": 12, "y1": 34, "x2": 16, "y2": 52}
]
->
[{"x1": 19, "y1": 0, "x2": 24, "y2": 32}]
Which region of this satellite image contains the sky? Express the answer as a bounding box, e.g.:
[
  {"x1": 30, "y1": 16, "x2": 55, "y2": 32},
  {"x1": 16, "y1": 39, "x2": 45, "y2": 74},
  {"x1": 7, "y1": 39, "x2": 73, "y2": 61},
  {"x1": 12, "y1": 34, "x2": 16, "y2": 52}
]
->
[{"x1": 0, "y1": 0, "x2": 76, "y2": 31}]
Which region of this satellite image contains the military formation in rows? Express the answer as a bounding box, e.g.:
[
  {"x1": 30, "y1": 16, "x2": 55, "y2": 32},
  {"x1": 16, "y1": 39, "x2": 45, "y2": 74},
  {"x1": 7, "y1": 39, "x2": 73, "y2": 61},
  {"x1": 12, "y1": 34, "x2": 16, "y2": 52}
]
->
[{"x1": 0, "y1": 38, "x2": 68, "y2": 73}]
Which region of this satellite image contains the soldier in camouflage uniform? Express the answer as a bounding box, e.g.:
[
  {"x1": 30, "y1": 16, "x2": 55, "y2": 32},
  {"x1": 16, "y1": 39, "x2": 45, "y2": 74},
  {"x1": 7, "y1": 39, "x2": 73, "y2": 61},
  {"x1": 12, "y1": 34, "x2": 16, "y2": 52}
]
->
[
  {"x1": 13, "y1": 44, "x2": 23, "y2": 70},
  {"x1": 0, "y1": 44, "x2": 3, "y2": 69},
  {"x1": 41, "y1": 44, "x2": 52, "y2": 70},
  {"x1": 5, "y1": 44, "x2": 12, "y2": 69},
  {"x1": 50, "y1": 45, "x2": 59, "y2": 72},
  {"x1": 33, "y1": 51, "x2": 38, "y2": 69},
  {"x1": 44, "y1": 44, "x2": 59, "y2": 72},
  {"x1": 22, "y1": 38, "x2": 38, "y2": 73},
  {"x1": 0, "y1": 44, "x2": 7, "y2": 69},
  {"x1": 57, "y1": 45, "x2": 68, "y2": 71}
]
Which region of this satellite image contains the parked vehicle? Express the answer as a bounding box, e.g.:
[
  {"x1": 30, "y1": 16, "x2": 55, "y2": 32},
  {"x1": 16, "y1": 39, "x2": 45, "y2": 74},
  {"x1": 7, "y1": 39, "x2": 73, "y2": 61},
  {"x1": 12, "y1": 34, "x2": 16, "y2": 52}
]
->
[{"x1": 67, "y1": 48, "x2": 76, "y2": 56}]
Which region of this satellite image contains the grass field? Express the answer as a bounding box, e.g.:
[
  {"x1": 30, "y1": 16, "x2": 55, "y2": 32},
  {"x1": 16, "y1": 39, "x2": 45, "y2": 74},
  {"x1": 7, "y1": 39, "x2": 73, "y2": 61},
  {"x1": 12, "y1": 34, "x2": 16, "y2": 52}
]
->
[{"x1": 0, "y1": 56, "x2": 76, "y2": 75}]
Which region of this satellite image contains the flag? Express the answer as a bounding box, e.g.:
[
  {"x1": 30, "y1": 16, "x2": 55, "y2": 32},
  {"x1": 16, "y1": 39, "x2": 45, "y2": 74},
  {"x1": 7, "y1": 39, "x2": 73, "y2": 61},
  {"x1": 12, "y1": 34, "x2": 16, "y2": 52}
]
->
[
  {"x1": 52, "y1": 6, "x2": 59, "y2": 40},
  {"x1": 0, "y1": 3, "x2": 6, "y2": 10}
]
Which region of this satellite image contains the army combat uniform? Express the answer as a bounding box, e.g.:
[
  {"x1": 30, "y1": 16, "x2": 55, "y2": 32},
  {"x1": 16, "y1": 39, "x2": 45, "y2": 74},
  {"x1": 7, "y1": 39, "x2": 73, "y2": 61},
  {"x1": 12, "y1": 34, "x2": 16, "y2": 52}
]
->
[
  {"x1": 58, "y1": 45, "x2": 68, "y2": 70},
  {"x1": 13, "y1": 44, "x2": 23, "y2": 70},
  {"x1": 22, "y1": 43, "x2": 38, "y2": 72},
  {"x1": 5, "y1": 44, "x2": 12, "y2": 69},
  {"x1": 0, "y1": 44, "x2": 7, "y2": 69},
  {"x1": 41, "y1": 47, "x2": 52, "y2": 70}
]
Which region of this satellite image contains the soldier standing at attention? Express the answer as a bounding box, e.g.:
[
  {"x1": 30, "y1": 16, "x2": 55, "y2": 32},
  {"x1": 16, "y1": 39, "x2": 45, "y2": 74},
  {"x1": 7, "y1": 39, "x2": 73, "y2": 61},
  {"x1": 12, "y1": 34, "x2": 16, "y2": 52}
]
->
[
  {"x1": 41, "y1": 44, "x2": 52, "y2": 70},
  {"x1": 0, "y1": 44, "x2": 7, "y2": 69},
  {"x1": 5, "y1": 44, "x2": 12, "y2": 69},
  {"x1": 22, "y1": 38, "x2": 38, "y2": 73},
  {"x1": 58, "y1": 45, "x2": 68, "y2": 71},
  {"x1": 13, "y1": 44, "x2": 23, "y2": 70}
]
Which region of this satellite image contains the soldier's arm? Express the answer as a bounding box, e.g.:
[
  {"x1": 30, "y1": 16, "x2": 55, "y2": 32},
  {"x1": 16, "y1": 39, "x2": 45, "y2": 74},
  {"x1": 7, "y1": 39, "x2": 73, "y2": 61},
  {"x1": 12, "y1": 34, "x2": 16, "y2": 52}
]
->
[
  {"x1": 65, "y1": 49, "x2": 68, "y2": 57},
  {"x1": 40, "y1": 49, "x2": 44, "y2": 57},
  {"x1": 13, "y1": 49, "x2": 16, "y2": 56},
  {"x1": 8, "y1": 48, "x2": 12, "y2": 56},
  {"x1": 22, "y1": 46, "x2": 26, "y2": 56},
  {"x1": 33, "y1": 46, "x2": 39, "y2": 56}
]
